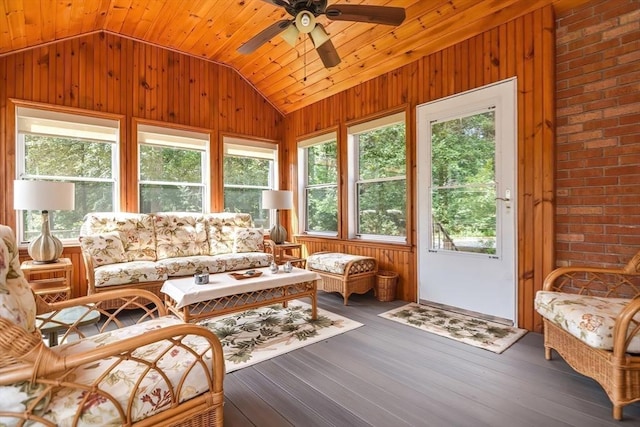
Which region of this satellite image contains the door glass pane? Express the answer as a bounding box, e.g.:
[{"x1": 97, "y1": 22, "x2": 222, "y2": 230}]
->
[{"x1": 430, "y1": 111, "x2": 497, "y2": 255}]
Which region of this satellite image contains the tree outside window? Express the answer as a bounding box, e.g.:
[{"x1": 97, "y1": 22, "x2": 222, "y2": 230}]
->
[
  {"x1": 16, "y1": 107, "x2": 119, "y2": 242},
  {"x1": 350, "y1": 116, "x2": 406, "y2": 240},
  {"x1": 302, "y1": 138, "x2": 338, "y2": 233}
]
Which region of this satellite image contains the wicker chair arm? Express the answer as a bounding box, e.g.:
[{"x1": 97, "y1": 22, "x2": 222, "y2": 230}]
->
[
  {"x1": 0, "y1": 322, "x2": 224, "y2": 387},
  {"x1": 0, "y1": 323, "x2": 224, "y2": 426},
  {"x1": 613, "y1": 297, "x2": 640, "y2": 358},
  {"x1": 35, "y1": 289, "x2": 167, "y2": 343},
  {"x1": 542, "y1": 266, "x2": 640, "y2": 298}
]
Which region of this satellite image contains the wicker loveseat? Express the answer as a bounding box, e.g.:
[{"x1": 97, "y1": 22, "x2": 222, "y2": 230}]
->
[
  {"x1": 0, "y1": 224, "x2": 225, "y2": 426},
  {"x1": 534, "y1": 251, "x2": 640, "y2": 420},
  {"x1": 80, "y1": 212, "x2": 272, "y2": 303}
]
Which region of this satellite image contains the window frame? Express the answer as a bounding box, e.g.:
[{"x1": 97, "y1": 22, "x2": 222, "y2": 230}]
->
[
  {"x1": 347, "y1": 111, "x2": 407, "y2": 243},
  {"x1": 15, "y1": 105, "x2": 121, "y2": 244},
  {"x1": 297, "y1": 131, "x2": 339, "y2": 237},
  {"x1": 136, "y1": 122, "x2": 210, "y2": 214},
  {"x1": 222, "y1": 136, "x2": 279, "y2": 230}
]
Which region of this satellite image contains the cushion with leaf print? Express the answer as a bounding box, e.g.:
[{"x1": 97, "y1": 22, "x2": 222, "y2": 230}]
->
[
  {"x1": 233, "y1": 228, "x2": 264, "y2": 253},
  {"x1": 80, "y1": 231, "x2": 127, "y2": 266}
]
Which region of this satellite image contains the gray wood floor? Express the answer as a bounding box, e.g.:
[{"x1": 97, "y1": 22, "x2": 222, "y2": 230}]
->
[{"x1": 222, "y1": 292, "x2": 640, "y2": 427}]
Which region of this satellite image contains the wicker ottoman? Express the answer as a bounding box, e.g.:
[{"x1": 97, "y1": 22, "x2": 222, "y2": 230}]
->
[{"x1": 307, "y1": 252, "x2": 378, "y2": 305}]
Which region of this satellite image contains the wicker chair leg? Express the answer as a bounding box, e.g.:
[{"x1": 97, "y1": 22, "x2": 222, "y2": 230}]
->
[
  {"x1": 343, "y1": 293, "x2": 349, "y2": 305},
  {"x1": 613, "y1": 405, "x2": 622, "y2": 421},
  {"x1": 544, "y1": 347, "x2": 552, "y2": 360}
]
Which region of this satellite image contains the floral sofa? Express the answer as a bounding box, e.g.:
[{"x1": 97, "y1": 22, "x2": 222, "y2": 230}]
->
[
  {"x1": 534, "y1": 251, "x2": 640, "y2": 420},
  {"x1": 80, "y1": 212, "x2": 272, "y2": 302},
  {"x1": 0, "y1": 224, "x2": 225, "y2": 426}
]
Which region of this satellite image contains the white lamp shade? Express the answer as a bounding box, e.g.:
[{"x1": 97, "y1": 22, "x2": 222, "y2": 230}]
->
[
  {"x1": 261, "y1": 190, "x2": 293, "y2": 210},
  {"x1": 14, "y1": 180, "x2": 75, "y2": 211}
]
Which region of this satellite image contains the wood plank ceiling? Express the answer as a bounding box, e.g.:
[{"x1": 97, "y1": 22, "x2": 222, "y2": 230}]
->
[{"x1": 1, "y1": 0, "x2": 591, "y2": 114}]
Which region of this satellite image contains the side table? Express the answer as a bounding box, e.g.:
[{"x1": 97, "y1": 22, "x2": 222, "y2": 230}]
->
[
  {"x1": 264, "y1": 241, "x2": 306, "y2": 268},
  {"x1": 21, "y1": 258, "x2": 73, "y2": 303}
]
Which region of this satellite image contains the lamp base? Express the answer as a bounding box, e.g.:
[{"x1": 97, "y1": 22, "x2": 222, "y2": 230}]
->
[
  {"x1": 269, "y1": 224, "x2": 288, "y2": 245},
  {"x1": 28, "y1": 211, "x2": 64, "y2": 264}
]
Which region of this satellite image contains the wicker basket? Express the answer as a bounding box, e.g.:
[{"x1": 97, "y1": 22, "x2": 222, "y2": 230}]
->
[{"x1": 376, "y1": 270, "x2": 398, "y2": 302}]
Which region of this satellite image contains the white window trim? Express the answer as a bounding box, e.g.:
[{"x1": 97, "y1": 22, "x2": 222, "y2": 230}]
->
[
  {"x1": 137, "y1": 123, "x2": 210, "y2": 213},
  {"x1": 347, "y1": 112, "x2": 407, "y2": 243},
  {"x1": 297, "y1": 132, "x2": 339, "y2": 236},
  {"x1": 15, "y1": 106, "x2": 120, "y2": 243}
]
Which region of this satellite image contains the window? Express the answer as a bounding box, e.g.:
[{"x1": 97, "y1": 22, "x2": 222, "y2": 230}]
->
[
  {"x1": 15, "y1": 106, "x2": 120, "y2": 243},
  {"x1": 138, "y1": 124, "x2": 209, "y2": 213},
  {"x1": 298, "y1": 133, "x2": 338, "y2": 235},
  {"x1": 223, "y1": 137, "x2": 278, "y2": 229},
  {"x1": 348, "y1": 112, "x2": 407, "y2": 241}
]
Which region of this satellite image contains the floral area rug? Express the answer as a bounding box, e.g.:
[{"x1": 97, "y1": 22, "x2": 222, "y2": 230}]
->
[
  {"x1": 379, "y1": 303, "x2": 527, "y2": 354},
  {"x1": 198, "y1": 301, "x2": 362, "y2": 373}
]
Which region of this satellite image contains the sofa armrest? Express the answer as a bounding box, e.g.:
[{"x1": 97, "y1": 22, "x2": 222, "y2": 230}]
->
[
  {"x1": 80, "y1": 248, "x2": 98, "y2": 294},
  {"x1": 543, "y1": 266, "x2": 640, "y2": 298}
]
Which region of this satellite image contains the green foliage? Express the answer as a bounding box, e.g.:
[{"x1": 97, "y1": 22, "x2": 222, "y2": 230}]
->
[
  {"x1": 430, "y1": 111, "x2": 497, "y2": 250},
  {"x1": 305, "y1": 140, "x2": 338, "y2": 232}
]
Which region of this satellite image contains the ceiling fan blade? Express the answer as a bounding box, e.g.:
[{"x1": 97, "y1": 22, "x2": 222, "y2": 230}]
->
[
  {"x1": 325, "y1": 5, "x2": 406, "y2": 26},
  {"x1": 259, "y1": 0, "x2": 290, "y2": 7},
  {"x1": 238, "y1": 20, "x2": 293, "y2": 54},
  {"x1": 316, "y1": 38, "x2": 341, "y2": 68}
]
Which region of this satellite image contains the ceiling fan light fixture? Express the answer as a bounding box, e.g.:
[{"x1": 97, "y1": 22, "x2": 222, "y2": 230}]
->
[
  {"x1": 295, "y1": 10, "x2": 316, "y2": 33},
  {"x1": 309, "y1": 24, "x2": 330, "y2": 48},
  {"x1": 281, "y1": 24, "x2": 299, "y2": 47}
]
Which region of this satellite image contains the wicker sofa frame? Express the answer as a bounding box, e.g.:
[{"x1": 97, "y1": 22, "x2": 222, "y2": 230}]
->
[{"x1": 540, "y1": 251, "x2": 640, "y2": 420}]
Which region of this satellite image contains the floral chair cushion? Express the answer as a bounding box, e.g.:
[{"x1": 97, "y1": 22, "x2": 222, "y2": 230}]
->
[
  {"x1": 535, "y1": 290, "x2": 640, "y2": 352},
  {"x1": 233, "y1": 227, "x2": 264, "y2": 253},
  {"x1": 0, "y1": 225, "x2": 37, "y2": 333},
  {"x1": 79, "y1": 231, "x2": 127, "y2": 266},
  {"x1": 81, "y1": 213, "x2": 157, "y2": 261},
  {"x1": 94, "y1": 261, "x2": 167, "y2": 288},
  {"x1": 154, "y1": 213, "x2": 209, "y2": 260},
  {"x1": 1, "y1": 316, "x2": 215, "y2": 426},
  {"x1": 212, "y1": 252, "x2": 272, "y2": 272},
  {"x1": 307, "y1": 252, "x2": 377, "y2": 275}
]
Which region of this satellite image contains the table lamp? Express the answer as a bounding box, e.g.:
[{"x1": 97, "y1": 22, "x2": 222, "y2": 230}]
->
[
  {"x1": 14, "y1": 180, "x2": 75, "y2": 264},
  {"x1": 261, "y1": 190, "x2": 293, "y2": 244}
]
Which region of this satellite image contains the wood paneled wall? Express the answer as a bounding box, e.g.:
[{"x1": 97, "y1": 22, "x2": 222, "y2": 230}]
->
[
  {"x1": 1, "y1": 32, "x2": 283, "y2": 296},
  {"x1": 287, "y1": 6, "x2": 556, "y2": 332},
  {"x1": 1, "y1": 32, "x2": 283, "y2": 224}
]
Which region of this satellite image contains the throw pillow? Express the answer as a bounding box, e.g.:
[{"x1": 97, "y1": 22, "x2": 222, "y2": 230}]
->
[
  {"x1": 80, "y1": 231, "x2": 127, "y2": 266},
  {"x1": 233, "y1": 228, "x2": 264, "y2": 253}
]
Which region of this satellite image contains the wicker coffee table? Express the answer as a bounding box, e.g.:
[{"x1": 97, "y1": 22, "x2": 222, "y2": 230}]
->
[{"x1": 161, "y1": 267, "x2": 321, "y2": 323}]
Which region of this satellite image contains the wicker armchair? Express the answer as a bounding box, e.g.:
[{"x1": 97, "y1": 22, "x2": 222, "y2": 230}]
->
[
  {"x1": 0, "y1": 225, "x2": 224, "y2": 426},
  {"x1": 535, "y1": 251, "x2": 640, "y2": 420}
]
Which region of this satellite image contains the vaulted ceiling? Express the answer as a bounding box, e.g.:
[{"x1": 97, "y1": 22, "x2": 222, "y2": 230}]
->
[{"x1": 1, "y1": 0, "x2": 589, "y2": 114}]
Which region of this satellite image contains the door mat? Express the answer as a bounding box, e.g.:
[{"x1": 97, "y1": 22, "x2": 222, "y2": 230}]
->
[{"x1": 379, "y1": 303, "x2": 527, "y2": 354}]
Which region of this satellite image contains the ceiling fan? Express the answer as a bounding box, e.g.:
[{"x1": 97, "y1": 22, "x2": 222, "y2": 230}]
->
[{"x1": 237, "y1": 0, "x2": 406, "y2": 68}]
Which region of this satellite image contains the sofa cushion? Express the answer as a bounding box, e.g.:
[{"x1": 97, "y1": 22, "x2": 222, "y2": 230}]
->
[
  {"x1": 535, "y1": 290, "x2": 640, "y2": 352},
  {"x1": 233, "y1": 227, "x2": 264, "y2": 253},
  {"x1": 205, "y1": 213, "x2": 253, "y2": 256},
  {"x1": 81, "y1": 213, "x2": 157, "y2": 261},
  {"x1": 156, "y1": 256, "x2": 226, "y2": 277},
  {"x1": 94, "y1": 261, "x2": 167, "y2": 288},
  {"x1": 307, "y1": 252, "x2": 377, "y2": 275},
  {"x1": 80, "y1": 231, "x2": 127, "y2": 266},
  {"x1": 11, "y1": 316, "x2": 215, "y2": 425},
  {"x1": 0, "y1": 225, "x2": 37, "y2": 333},
  {"x1": 213, "y1": 252, "x2": 272, "y2": 272},
  {"x1": 154, "y1": 213, "x2": 209, "y2": 260}
]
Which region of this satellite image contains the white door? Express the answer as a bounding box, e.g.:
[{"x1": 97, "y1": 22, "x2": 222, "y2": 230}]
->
[{"x1": 416, "y1": 78, "x2": 518, "y2": 324}]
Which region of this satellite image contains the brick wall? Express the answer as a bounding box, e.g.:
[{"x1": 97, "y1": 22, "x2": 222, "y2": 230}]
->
[{"x1": 555, "y1": 0, "x2": 640, "y2": 267}]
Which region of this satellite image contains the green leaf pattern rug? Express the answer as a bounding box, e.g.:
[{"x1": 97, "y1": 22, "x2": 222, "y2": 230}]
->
[
  {"x1": 198, "y1": 301, "x2": 362, "y2": 372},
  {"x1": 379, "y1": 303, "x2": 527, "y2": 353}
]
